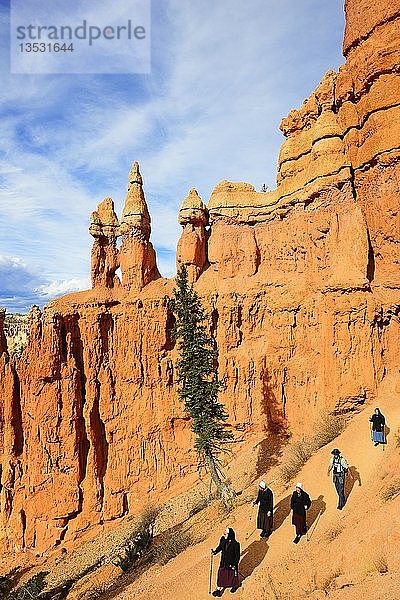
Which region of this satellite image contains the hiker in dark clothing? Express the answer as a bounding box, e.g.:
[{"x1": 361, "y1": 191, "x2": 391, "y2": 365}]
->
[
  {"x1": 253, "y1": 480, "x2": 273, "y2": 537},
  {"x1": 290, "y1": 482, "x2": 311, "y2": 544},
  {"x1": 211, "y1": 528, "x2": 240, "y2": 596},
  {"x1": 327, "y1": 448, "x2": 353, "y2": 509},
  {"x1": 369, "y1": 408, "x2": 386, "y2": 446}
]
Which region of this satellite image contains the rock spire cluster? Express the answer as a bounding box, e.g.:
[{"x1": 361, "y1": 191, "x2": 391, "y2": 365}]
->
[{"x1": 89, "y1": 162, "x2": 160, "y2": 292}]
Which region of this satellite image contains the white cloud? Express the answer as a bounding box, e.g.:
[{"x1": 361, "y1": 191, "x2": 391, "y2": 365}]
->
[
  {"x1": 37, "y1": 277, "x2": 90, "y2": 297},
  {"x1": 0, "y1": 254, "x2": 44, "y2": 311},
  {"x1": 0, "y1": 0, "x2": 345, "y2": 311},
  {"x1": 0, "y1": 254, "x2": 43, "y2": 293}
]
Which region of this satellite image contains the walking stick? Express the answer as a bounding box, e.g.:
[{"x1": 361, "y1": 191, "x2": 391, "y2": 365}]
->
[
  {"x1": 245, "y1": 526, "x2": 257, "y2": 541},
  {"x1": 209, "y1": 552, "x2": 213, "y2": 594},
  {"x1": 307, "y1": 509, "x2": 322, "y2": 542},
  {"x1": 246, "y1": 503, "x2": 257, "y2": 540}
]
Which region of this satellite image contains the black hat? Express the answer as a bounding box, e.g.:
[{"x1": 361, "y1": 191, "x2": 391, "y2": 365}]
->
[{"x1": 331, "y1": 448, "x2": 340, "y2": 455}]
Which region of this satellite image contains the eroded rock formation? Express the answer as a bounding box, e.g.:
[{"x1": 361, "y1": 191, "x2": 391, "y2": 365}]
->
[
  {"x1": 119, "y1": 161, "x2": 160, "y2": 292},
  {"x1": 89, "y1": 197, "x2": 120, "y2": 289},
  {"x1": 176, "y1": 188, "x2": 209, "y2": 283},
  {"x1": 3, "y1": 312, "x2": 29, "y2": 357},
  {"x1": 0, "y1": 0, "x2": 399, "y2": 562}
]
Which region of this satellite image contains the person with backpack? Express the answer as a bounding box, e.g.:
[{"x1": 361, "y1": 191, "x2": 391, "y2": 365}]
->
[
  {"x1": 327, "y1": 448, "x2": 353, "y2": 509},
  {"x1": 211, "y1": 527, "x2": 240, "y2": 596},
  {"x1": 369, "y1": 407, "x2": 386, "y2": 446},
  {"x1": 290, "y1": 483, "x2": 311, "y2": 544},
  {"x1": 253, "y1": 480, "x2": 274, "y2": 538}
]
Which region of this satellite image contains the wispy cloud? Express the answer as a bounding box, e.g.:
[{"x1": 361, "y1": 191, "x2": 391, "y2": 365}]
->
[
  {"x1": 0, "y1": 0, "x2": 345, "y2": 311},
  {"x1": 0, "y1": 254, "x2": 90, "y2": 311},
  {"x1": 37, "y1": 277, "x2": 91, "y2": 297},
  {"x1": 0, "y1": 254, "x2": 43, "y2": 311}
]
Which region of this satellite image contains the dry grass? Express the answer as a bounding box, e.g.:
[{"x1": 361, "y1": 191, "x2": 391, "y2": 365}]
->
[
  {"x1": 325, "y1": 525, "x2": 343, "y2": 542},
  {"x1": 372, "y1": 553, "x2": 389, "y2": 574},
  {"x1": 4, "y1": 572, "x2": 48, "y2": 600},
  {"x1": 280, "y1": 414, "x2": 345, "y2": 482},
  {"x1": 154, "y1": 529, "x2": 193, "y2": 565},
  {"x1": 266, "y1": 574, "x2": 283, "y2": 599},
  {"x1": 320, "y1": 569, "x2": 342, "y2": 591},
  {"x1": 114, "y1": 505, "x2": 159, "y2": 572},
  {"x1": 382, "y1": 480, "x2": 400, "y2": 502},
  {"x1": 0, "y1": 576, "x2": 12, "y2": 596},
  {"x1": 394, "y1": 428, "x2": 400, "y2": 449},
  {"x1": 188, "y1": 490, "x2": 219, "y2": 518},
  {"x1": 313, "y1": 414, "x2": 345, "y2": 449},
  {"x1": 303, "y1": 569, "x2": 341, "y2": 597},
  {"x1": 188, "y1": 496, "x2": 209, "y2": 517},
  {"x1": 139, "y1": 505, "x2": 159, "y2": 529},
  {"x1": 280, "y1": 440, "x2": 314, "y2": 482}
]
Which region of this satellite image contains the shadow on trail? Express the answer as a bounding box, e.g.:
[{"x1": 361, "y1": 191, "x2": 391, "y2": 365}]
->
[
  {"x1": 385, "y1": 424, "x2": 391, "y2": 443},
  {"x1": 239, "y1": 539, "x2": 269, "y2": 579},
  {"x1": 307, "y1": 494, "x2": 326, "y2": 534},
  {"x1": 345, "y1": 465, "x2": 362, "y2": 502},
  {"x1": 255, "y1": 433, "x2": 288, "y2": 480},
  {"x1": 272, "y1": 494, "x2": 291, "y2": 531}
]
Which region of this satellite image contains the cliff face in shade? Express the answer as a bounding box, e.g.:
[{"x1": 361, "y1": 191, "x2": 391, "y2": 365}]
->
[{"x1": 1, "y1": 0, "x2": 399, "y2": 561}]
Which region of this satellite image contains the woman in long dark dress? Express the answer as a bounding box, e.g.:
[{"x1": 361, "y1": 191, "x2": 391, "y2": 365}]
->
[
  {"x1": 211, "y1": 527, "x2": 240, "y2": 596},
  {"x1": 290, "y1": 482, "x2": 311, "y2": 544},
  {"x1": 369, "y1": 407, "x2": 386, "y2": 446},
  {"x1": 253, "y1": 480, "x2": 274, "y2": 537}
]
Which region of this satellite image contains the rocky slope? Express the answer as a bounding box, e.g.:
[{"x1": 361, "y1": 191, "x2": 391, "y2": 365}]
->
[
  {"x1": 0, "y1": 0, "x2": 399, "y2": 565},
  {"x1": 105, "y1": 372, "x2": 400, "y2": 600}
]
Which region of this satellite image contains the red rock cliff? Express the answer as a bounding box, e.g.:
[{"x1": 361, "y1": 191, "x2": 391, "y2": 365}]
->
[{"x1": 0, "y1": 0, "x2": 399, "y2": 559}]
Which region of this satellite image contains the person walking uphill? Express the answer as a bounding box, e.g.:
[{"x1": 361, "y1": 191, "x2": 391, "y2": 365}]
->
[
  {"x1": 290, "y1": 483, "x2": 311, "y2": 544},
  {"x1": 253, "y1": 480, "x2": 273, "y2": 538},
  {"x1": 211, "y1": 528, "x2": 240, "y2": 596},
  {"x1": 327, "y1": 448, "x2": 353, "y2": 509},
  {"x1": 370, "y1": 407, "x2": 386, "y2": 447}
]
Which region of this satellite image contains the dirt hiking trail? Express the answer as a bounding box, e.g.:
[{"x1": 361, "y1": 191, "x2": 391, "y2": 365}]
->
[{"x1": 110, "y1": 372, "x2": 400, "y2": 600}]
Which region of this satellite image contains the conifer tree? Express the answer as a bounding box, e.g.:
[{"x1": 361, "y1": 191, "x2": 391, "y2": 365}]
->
[{"x1": 170, "y1": 265, "x2": 236, "y2": 506}]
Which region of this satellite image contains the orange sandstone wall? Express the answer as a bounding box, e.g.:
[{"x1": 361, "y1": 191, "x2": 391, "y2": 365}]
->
[{"x1": 0, "y1": 0, "x2": 399, "y2": 559}]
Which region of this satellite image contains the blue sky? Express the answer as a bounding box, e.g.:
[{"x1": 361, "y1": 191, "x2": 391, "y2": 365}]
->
[{"x1": 0, "y1": 0, "x2": 345, "y2": 312}]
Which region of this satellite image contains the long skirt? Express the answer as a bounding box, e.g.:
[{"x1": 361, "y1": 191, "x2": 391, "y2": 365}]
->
[
  {"x1": 217, "y1": 566, "x2": 239, "y2": 589},
  {"x1": 257, "y1": 510, "x2": 273, "y2": 532},
  {"x1": 292, "y1": 512, "x2": 307, "y2": 536},
  {"x1": 373, "y1": 430, "x2": 386, "y2": 444}
]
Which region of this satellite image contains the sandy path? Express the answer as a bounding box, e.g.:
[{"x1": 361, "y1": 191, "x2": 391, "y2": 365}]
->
[{"x1": 112, "y1": 373, "x2": 400, "y2": 600}]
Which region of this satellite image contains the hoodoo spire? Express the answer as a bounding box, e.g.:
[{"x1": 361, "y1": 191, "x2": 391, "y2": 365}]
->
[
  {"x1": 89, "y1": 197, "x2": 120, "y2": 288},
  {"x1": 121, "y1": 161, "x2": 151, "y2": 240},
  {"x1": 176, "y1": 188, "x2": 209, "y2": 283},
  {"x1": 128, "y1": 160, "x2": 143, "y2": 187}
]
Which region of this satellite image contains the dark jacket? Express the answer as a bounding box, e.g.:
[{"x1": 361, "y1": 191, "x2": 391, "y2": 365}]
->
[
  {"x1": 213, "y1": 536, "x2": 240, "y2": 569},
  {"x1": 370, "y1": 413, "x2": 385, "y2": 432},
  {"x1": 290, "y1": 489, "x2": 311, "y2": 517},
  {"x1": 255, "y1": 488, "x2": 273, "y2": 513}
]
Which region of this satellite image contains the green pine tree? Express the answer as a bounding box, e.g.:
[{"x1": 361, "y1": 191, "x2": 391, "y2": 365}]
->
[{"x1": 170, "y1": 266, "x2": 236, "y2": 507}]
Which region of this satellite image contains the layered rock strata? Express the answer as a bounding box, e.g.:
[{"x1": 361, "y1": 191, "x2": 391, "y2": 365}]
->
[{"x1": 0, "y1": 0, "x2": 399, "y2": 560}]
